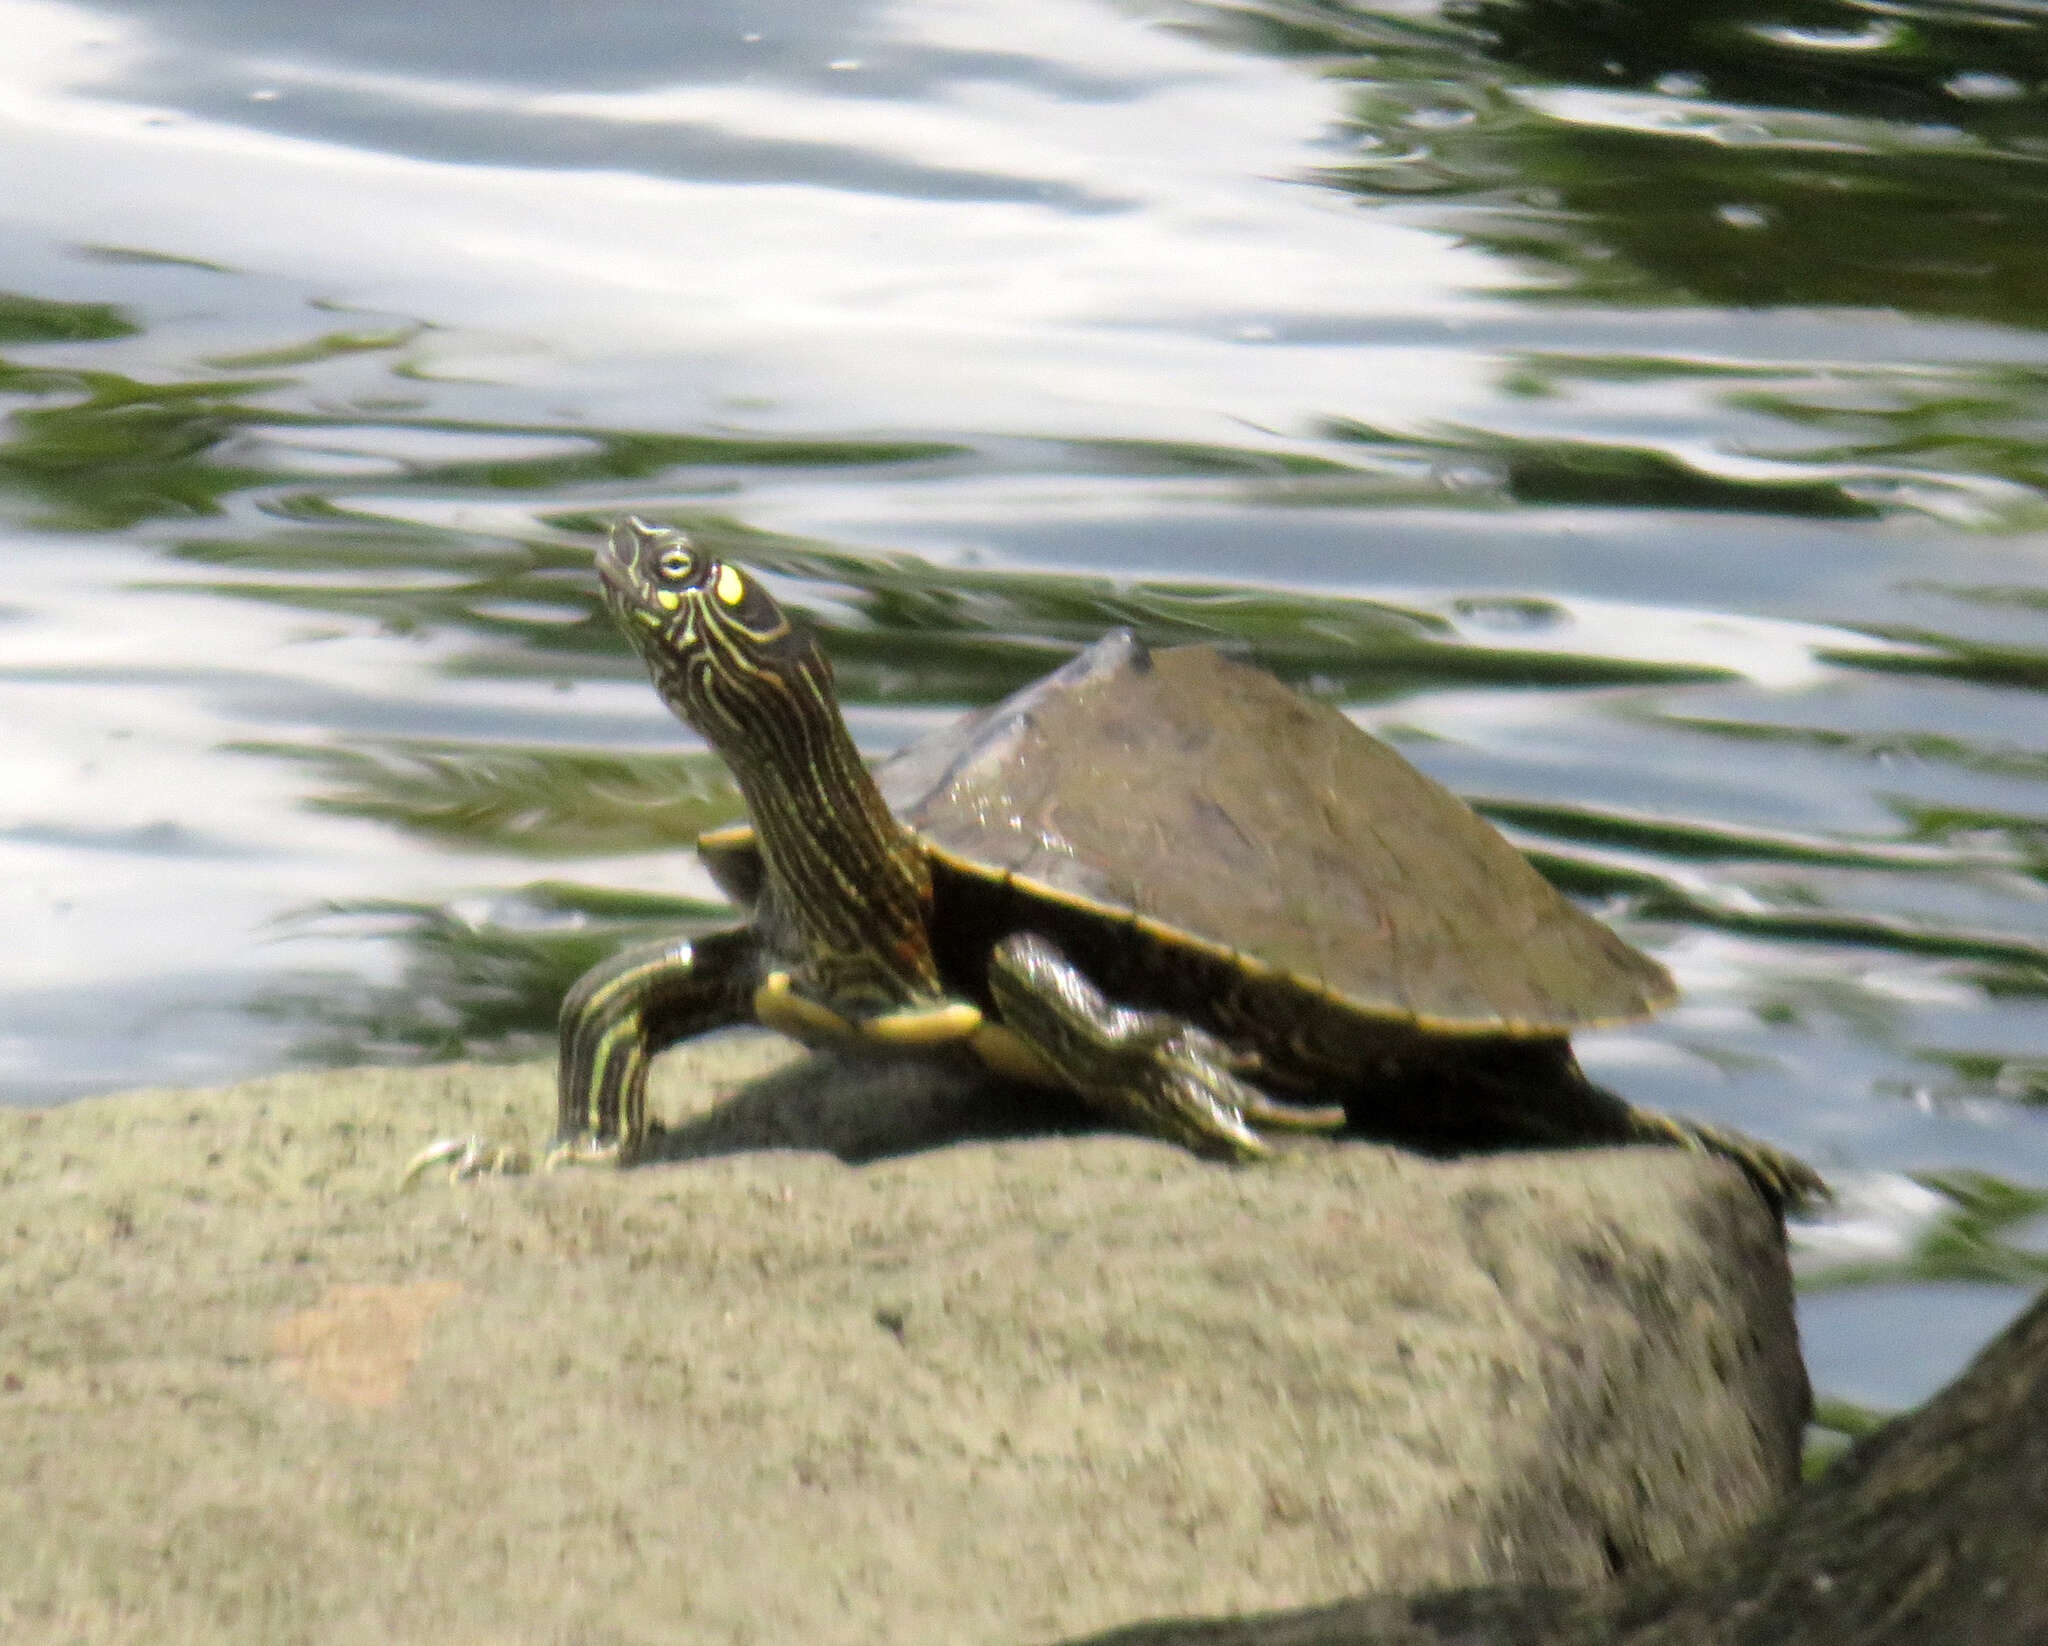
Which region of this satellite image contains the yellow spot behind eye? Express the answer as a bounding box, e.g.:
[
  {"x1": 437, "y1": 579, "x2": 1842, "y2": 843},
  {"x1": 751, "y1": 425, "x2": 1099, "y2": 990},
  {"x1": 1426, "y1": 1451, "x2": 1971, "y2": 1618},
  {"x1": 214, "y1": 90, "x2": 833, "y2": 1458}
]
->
[
  {"x1": 655, "y1": 589, "x2": 681, "y2": 611},
  {"x1": 715, "y1": 564, "x2": 746, "y2": 606}
]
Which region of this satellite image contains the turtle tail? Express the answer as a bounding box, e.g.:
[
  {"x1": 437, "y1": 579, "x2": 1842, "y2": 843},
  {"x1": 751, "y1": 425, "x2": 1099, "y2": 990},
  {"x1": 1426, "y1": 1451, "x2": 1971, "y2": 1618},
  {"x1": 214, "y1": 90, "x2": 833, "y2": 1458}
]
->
[{"x1": 1621, "y1": 1107, "x2": 1830, "y2": 1215}]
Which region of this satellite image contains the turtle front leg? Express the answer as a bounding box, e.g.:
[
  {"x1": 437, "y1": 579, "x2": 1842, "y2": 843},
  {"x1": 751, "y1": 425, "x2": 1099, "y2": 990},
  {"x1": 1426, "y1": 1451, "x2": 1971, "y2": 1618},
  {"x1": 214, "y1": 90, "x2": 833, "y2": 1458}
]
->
[
  {"x1": 985, "y1": 932, "x2": 1344, "y2": 1161},
  {"x1": 551, "y1": 925, "x2": 764, "y2": 1166},
  {"x1": 401, "y1": 926, "x2": 762, "y2": 1185}
]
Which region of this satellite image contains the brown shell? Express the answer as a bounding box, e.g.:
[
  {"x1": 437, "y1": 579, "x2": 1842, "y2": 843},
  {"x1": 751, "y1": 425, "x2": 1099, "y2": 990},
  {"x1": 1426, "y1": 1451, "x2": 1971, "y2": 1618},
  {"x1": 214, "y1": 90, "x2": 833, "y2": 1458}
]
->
[{"x1": 714, "y1": 633, "x2": 1675, "y2": 1036}]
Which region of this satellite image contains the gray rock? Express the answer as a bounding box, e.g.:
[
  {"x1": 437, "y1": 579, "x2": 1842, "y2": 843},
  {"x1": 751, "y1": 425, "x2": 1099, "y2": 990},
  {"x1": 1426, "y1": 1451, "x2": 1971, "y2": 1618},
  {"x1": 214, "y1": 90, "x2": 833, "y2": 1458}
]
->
[
  {"x1": 1057, "y1": 1278, "x2": 2048, "y2": 1646},
  {"x1": 0, "y1": 1039, "x2": 1803, "y2": 1645}
]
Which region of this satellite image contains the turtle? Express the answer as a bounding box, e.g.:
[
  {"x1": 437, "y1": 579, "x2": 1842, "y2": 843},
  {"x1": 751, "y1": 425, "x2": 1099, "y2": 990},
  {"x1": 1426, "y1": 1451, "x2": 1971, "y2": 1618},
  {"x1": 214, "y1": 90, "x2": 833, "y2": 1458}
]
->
[{"x1": 424, "y1": 517, "x2": 1822, "y2": 1206}]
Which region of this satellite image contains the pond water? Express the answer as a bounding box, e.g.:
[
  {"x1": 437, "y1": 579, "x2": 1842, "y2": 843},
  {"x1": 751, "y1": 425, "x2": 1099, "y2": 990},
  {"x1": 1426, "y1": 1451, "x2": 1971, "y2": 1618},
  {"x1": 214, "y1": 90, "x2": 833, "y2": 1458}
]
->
[{"x1": 4, "y1": 0, "x2": 2047, "y2": 1424}]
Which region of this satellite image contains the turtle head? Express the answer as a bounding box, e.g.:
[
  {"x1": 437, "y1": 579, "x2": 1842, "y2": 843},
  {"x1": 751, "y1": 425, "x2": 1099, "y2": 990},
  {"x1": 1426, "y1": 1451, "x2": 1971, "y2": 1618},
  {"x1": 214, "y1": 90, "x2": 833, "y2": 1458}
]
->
[
  {"x1": 598, "y1": 517, "x2": 834, "y2": 751},
  {"x1": 599, "y1": 517, "x2": 939, "y2": 1007}
]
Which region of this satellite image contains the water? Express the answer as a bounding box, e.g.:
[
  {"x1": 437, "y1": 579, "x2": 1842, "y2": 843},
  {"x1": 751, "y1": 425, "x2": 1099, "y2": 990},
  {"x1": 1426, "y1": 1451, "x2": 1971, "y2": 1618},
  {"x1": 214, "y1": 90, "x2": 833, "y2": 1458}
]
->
[{"x1": 4, "y1": 0, "x2": 2047, "y2": 1425}]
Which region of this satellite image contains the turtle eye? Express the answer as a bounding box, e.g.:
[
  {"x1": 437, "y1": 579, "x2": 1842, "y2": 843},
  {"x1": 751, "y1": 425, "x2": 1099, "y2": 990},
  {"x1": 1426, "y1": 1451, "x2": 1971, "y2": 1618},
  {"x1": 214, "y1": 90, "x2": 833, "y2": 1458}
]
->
[{"x1": 656, "y1": 543, "x2": 696, "y2": 581}]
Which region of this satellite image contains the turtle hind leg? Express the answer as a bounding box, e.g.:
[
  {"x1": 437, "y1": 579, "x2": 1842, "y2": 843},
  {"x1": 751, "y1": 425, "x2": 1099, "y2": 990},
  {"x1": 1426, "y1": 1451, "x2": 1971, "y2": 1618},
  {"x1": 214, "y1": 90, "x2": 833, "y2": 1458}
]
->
[
  {"x1": 984, "y1": 932, "x2": 1344, "y2": 1161},
  {"x1": 1622, "y1": 1106, "x2": 1830, "y2": 1215},
  {"x1": 1347, "y1": 1039, "x2": 1826, "y2": 1214}
]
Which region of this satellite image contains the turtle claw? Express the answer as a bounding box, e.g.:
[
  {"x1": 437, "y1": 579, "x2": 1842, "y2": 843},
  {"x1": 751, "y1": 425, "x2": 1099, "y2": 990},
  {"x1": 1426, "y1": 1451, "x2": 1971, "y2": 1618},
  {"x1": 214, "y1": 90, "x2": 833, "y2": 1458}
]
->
[
  {"x1": 1234, "y1": 1091, "x2": 1347, "y2": 1134},
  {"x1": 399, "y1": 1135, "x2": 532, "y2": 1188}
]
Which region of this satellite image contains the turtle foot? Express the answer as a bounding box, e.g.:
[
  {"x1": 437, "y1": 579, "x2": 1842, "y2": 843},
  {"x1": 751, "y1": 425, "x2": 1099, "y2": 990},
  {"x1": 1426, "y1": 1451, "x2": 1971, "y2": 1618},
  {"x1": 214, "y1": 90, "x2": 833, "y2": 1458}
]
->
[
  {"x1": 540, "y1": 1130, "x2": 628, "y2": 1171},
  {"x1": 399, "y1": 1134, "x2": 533, "y2": 1187}
]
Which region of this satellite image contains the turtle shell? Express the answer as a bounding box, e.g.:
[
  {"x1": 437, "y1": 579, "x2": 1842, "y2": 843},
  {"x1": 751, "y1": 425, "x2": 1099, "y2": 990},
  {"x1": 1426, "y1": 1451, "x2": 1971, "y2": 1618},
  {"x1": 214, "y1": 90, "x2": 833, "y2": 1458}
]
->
[{"x1": 703, "y1": 631, "x2": 1673, "y2": 1038}]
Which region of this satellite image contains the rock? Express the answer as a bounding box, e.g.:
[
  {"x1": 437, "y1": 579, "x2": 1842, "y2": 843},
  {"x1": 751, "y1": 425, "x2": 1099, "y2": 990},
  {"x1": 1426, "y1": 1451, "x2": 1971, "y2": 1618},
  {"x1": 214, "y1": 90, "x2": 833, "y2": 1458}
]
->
[
  {"x1": 0, "y1": 1038, "x2": 1804, "y2": 1645},
  {"x1": 1051, "y1": 1289, "x2": 2048, "y2": 1646}
]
